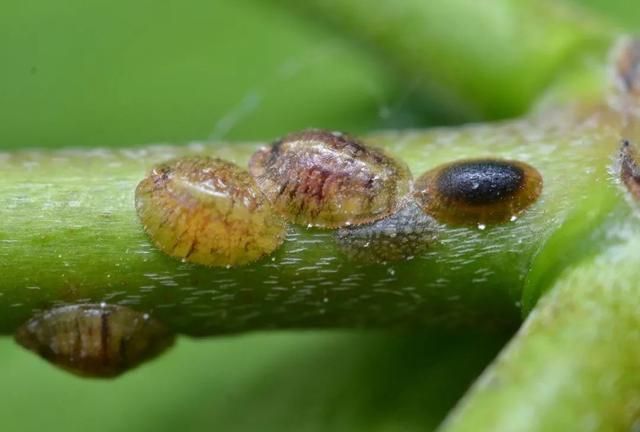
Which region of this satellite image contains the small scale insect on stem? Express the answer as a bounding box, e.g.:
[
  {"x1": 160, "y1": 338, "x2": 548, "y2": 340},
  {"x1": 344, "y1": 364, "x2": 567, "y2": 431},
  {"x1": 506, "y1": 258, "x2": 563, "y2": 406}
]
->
[
  {"x1": 15, "y1": 304, "x2": 175, "y2": 378},
  {"x1": 413, "y1": 159, "x2": 543, "y2": 226},
  {"x1": 335, "y1": 200, "x2": 439, "y2": 263},
  {"x1": 135, "y1": 156, "x2": 286, "y2": 267},
  {"x1": 619, "y1": 139, "x2": 640, "y2": 201},
  {"x1": 248, "y1": 129, "x2": 412, "y2": 228}
]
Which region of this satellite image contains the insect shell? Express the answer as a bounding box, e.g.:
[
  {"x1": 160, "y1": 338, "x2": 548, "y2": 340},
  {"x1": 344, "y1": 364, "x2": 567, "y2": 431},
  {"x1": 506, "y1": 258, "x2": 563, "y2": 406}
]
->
[
  {"x1": 619, "y1": 140, "x2": 640, "y2": 201},
  {"x1": 414, "y1": 159, "x2": 543, "y2": 226},
  {"x1": 135, "y1": 156, "x2": 286, "y2": 267},
  {"x1": 15, "y1": 304, "x2": 175, "y2": 378},
  {"x1": 335, "y1": 200, "x2": 439, "y2": 263},
  {"x1": 248, "y1": 129, "x2": 412, "y2": 228}
]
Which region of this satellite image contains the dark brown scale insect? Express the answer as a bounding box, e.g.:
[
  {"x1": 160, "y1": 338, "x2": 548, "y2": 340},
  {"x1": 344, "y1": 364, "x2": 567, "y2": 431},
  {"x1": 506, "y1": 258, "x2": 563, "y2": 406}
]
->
[
  {"x1": 248, "y1": 129, "x2": 412, "y2": 228},
  {"x1": 619, "y1": 140, "x2": 640, "y2": 200},
  {"x1": 414, "y1": 159, "x2": 542, "y2": 226},
  {"x1": 335, "y1": 200, "x2": 439, "y2": 263},
  {"x1": 15, "y1": 304, "x2": 175, "y2": 378},
  {"x1": 135, "y1": 156, "x2": 286, "y2": 267}
]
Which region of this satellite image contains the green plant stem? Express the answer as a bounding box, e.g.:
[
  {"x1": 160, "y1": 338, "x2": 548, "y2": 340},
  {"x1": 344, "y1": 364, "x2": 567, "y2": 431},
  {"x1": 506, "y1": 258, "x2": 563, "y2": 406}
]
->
[
  {"x1": 0, "y1": 0, "x2": 637, "y2": 428},
  {"x1": 0, "y1": 99, "x2": 622, "y2": 336},
  {"x1": 439, "y1": 205, "x2": 640, "y2": 431},
  {"x1": 276, "y1": 0, "x2": 613, "y2": 119},
  {"x1": 0, "y1": 0, "x2": 620, "y2": 337},
  {"x1": 436, "y1": 35, "x2": 640, "y2": 432}
]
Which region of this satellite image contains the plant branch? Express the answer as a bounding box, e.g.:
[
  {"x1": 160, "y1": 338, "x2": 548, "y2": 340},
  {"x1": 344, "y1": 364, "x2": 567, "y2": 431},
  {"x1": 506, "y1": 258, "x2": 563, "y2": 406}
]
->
[
  {"x1": 0, "y1": 98, "x2": 623, "y2": 336},
  {"x1": 439, "y1": 215, "x2": 640, "y2": 431},
  {"x1": 274, "y1": 0, "x2": 614, "y2": 119}
]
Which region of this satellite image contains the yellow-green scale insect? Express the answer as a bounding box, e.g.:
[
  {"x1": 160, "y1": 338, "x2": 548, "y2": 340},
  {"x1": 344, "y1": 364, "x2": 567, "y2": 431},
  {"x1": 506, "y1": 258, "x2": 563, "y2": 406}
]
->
[
  {"x1": 15, "y1": 304, "x2": 175, "y2": 378},
  {"x1": 135, "y1": 156, "x2": 286, "y2": 267},
  {"x1": 414, "y1": 159, "x2": 543, "y2": 226},
  {"x1": 249, "y1": 129, "x2": 412, "y2": 228}
]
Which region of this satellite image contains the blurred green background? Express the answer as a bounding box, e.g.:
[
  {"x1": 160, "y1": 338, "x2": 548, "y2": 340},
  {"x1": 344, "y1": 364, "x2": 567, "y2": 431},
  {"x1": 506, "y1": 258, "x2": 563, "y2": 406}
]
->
[{"x1": 0, "y1": 1, "x2": 637, "y2": 431}]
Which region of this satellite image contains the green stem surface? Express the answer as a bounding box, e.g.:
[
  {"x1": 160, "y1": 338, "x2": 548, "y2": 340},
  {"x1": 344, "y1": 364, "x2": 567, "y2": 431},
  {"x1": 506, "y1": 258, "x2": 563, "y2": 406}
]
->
[
  {"x1": 440, "y1": 206, "x2": 640, "y2": 431},
  {"x1": 0, "y1": 102, "x2": 622, "y2": 336},
  {"x1": 1, "y1": 0, "x2": 639, "y2": 430},
  {"x1": 0, "y1": 0, "x2": 619, "y2": 337},
  {"x1": 437, "y1": 34, "x2": 640, "y2": 432}
]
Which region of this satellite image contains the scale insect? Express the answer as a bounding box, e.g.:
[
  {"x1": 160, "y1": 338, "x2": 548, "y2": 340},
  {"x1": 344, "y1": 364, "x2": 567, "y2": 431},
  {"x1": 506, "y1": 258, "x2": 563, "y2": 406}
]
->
[
  {"x1": 619, "y1": 140, "x2": 640, "y2": 200},
  {"x1": 135, "y1": 156, "x2": 287, "y2": 267},
  {"x1": 414, "y1": 159, "x2": 543, "y2": 226},
  {"x1": 248, "y1": 129, "x2": 412, "y2": 228},
  {"x1": 335, "y1": 200, "x2": 440, "y2": 263},
  {"x1": 15, "y1": 304, "x2": 175, "y2": 378}
]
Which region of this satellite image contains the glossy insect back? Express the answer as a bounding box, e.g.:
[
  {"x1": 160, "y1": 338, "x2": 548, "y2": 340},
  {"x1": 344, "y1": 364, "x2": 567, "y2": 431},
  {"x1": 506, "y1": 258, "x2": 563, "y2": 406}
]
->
[
  {"x1": 414, "y1": 159, "x2": 543, "y2": 226},
  {"x1": 335, "y1": 201, "x2": 439, "y2": 263},
  {"x1": 135, "y1": 156, "x2": 286, "y2": 267},
  {"x1": 15, "y1": 304, "x2": 175, "y2": 378},
  {"x1": 248, "y1": 129, "x2": 412, "y2": 228}
]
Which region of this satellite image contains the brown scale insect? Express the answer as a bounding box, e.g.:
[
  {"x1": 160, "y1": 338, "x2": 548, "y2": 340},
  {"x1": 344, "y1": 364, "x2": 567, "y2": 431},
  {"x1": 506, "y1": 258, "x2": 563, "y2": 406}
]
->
[
  {"x1": 619, "y1": 140, "x2": 640, "y2": 200},
  {"x1": 414, "y1": 159, "x2": 542, "y2": 226},
  {"x1": 335, "y1": 200, "x2": 439, "y2": 263},
  {"x1": 248, "y1": 129, "x2": 412, "y2": 228},
  {"x1": 135, "y1": 156, "x2": 286, "y2": 267},
  {"x1": 15, "y1": 304, "x2": 175, "y2": 378}
]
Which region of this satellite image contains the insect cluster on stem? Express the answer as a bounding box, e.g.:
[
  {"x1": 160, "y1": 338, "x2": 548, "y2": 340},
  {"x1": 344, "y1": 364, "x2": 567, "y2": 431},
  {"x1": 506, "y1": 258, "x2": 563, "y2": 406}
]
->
[{"x1": 135, "y1": 128, "x2": 544, "y2": 267}]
